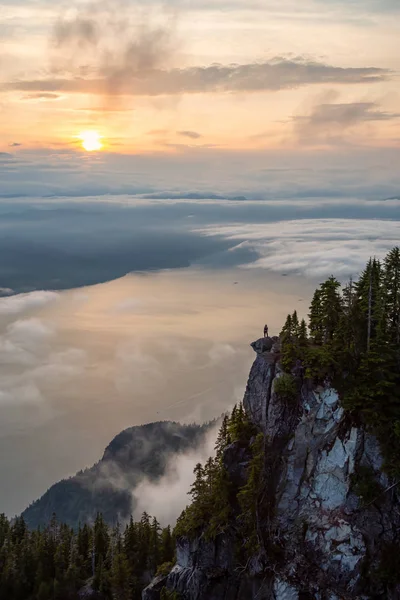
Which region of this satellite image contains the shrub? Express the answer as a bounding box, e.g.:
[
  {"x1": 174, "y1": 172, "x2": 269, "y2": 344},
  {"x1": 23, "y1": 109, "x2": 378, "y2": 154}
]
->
[
  {"x1": 156, "y1": 562, "x2": 175, "y2": 577},
  {"x1": 274, "y1": 373, "x2": 298, "y2": 404},
  {"x1": 160, "y1": 588, "x2": 180, "y2": 599}
]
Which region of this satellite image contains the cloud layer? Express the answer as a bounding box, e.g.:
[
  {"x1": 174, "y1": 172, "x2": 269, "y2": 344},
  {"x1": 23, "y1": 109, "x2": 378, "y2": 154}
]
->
[
  {"x1": 0, "y1": 291, "x2": 59, "y2": 315},
  {"x1": 197, "y1": 218, "x2": 400, "y2": 277}
]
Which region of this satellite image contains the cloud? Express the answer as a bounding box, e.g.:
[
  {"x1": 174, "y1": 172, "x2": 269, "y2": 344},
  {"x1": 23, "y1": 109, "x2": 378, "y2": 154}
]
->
[
  {"x1": 3, "y1": 59, "x2": 390, "y2": 97},
  {"x1": 8, "y1": 143, "x2": 22, "y2": 147},
  {"x1": 29, "y1": 348, "x2": 87, "y2": 383},
  {"x1": 0, "y1": 291, "x2": 59, "y2": 315},
  {"x1": 112, "y1": 297, "x2": 144, "y2": 313},
  {"x1": 177, "y1": 130, "x2": 202, "y2": 139},
  {"x1": 208, "y1": 343, "x2": 236, "y2": 362},
  {"x1": 196, "y1": 218, "x2": 400, "y2": 277},
  {"x1": 132, "y1": 423, "x2": 219, "y2": 526},
  {"x1": 0, "y1": 383, "x2": 45, "y2": 407},
  {"x1": 295, "y1": 99, "x2": 400, "y2": 142},
  {"x1": 0, "y1": 318, "x2": 54, "y2": 367},
  {"x1": 22, "y1": 93, "x2": 61, "y2": 101},
  {"x1": 8, "y1": 318, "x2": 54, "y2": 340},
  {"x1": 0, "y1": 315, "x2": 87, "y2": 413},
  {"x1": 0, "y1": 287, "x2": 14, "y2": 296},
  {"x1": 48, "y1": 1, "x2": 177, "y2": 101}
]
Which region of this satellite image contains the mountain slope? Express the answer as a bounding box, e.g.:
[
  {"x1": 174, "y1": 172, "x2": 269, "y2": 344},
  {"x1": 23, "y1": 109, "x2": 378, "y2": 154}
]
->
[{"x1": 22, "y1": 420, "x2": 213, "y2": 529}]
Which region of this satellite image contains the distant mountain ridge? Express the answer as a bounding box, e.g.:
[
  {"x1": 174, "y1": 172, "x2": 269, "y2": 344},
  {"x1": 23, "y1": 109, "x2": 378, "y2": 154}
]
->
[{"x1": 21, "y1": 420, "x2": 215, "y2": 529}]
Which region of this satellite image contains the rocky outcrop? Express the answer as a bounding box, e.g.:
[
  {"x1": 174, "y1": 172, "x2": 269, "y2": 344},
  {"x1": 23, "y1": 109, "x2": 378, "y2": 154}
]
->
[{"x1": 143, "y1": 339, "x2": 400, "y2": 600}]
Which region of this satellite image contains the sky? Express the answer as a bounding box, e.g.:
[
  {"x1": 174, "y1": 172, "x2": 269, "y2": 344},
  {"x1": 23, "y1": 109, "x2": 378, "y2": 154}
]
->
[
  {"x1": 0, "y1": 0, "x2": 399, "y2": 198},
  {"x1": 0, "y1": 0, "x2": 399, "y2": 518}
]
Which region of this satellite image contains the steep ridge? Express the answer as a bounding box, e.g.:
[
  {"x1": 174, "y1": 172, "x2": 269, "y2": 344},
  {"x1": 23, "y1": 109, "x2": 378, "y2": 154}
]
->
[
  {"x1": 144, "y1": 337, "x2": 400, "y2": 600},
  {"x1": 22, "y1": 421, "x2": 213, "y2": 529}
]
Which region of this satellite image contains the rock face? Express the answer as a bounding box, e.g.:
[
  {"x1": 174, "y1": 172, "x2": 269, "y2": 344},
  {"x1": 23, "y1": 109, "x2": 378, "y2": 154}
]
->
[{"x1": 143, "y1": 339, "x2": 400, "y2": 600}]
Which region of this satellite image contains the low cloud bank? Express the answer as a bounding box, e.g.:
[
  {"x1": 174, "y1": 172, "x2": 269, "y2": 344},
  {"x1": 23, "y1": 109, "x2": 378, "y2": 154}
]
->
[
  {"x1": 196, "y1": 218, "x2": 400, "y2": 278},
  {"x1": 0, "y1": 291, "x2": 59, "y2": 315}
]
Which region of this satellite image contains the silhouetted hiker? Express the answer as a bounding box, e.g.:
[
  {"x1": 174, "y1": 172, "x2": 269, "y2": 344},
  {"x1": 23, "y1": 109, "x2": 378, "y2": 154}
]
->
[{"x1": 264, "y1": 324, "x2": 269, "y2": 337}]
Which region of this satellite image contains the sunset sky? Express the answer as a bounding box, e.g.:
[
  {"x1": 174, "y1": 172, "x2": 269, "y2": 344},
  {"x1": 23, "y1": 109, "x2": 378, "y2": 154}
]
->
[
  {"x1": 1, "y1": 0, "x2": 400, "y2": 518},
  {"x1": 1, "y1": 0, "x2": 399, "y2": 199}
]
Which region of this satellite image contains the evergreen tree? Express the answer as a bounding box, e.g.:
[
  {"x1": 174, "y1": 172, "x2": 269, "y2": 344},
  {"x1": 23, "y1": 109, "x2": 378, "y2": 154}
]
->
[
  {"x1": 308, "y1": 288, "x2": 324, "y2": 344},
  {"x1": 215, "y1": 415, "x2": 230, "y2": 458},
  {"x1": 383, "y1": 247, "x2": 400, "y2": 345},
  {"x1": 291, "y1": 310, "x2": 299, "y2": 336},
  {"x1": 354, "y1": 259, "x2": 384, "y2": 353},
  {"x1": 319, "y1": 276, "x2": 343, "y2": 343},
  {"x1": 298, "y1": 319, "x2": 308, "y2": 346}
]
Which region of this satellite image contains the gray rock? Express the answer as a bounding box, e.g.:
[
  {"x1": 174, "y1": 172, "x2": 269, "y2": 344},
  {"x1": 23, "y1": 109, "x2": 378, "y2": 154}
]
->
[
  {"x1": 251, "y1": 337, "x2": 276, "y2": 355},
  {"x1": 223, "y1": 442, "x2": 251, "y2": 488},
  {"x1": 143, "y1": 345, "x2": 400, "y2": 600}
]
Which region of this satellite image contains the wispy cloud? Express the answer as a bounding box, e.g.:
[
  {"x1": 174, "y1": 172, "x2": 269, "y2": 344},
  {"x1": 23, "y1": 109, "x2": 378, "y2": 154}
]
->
[
  {"x1": 3, "y1": 58, "x2": 390, "y2": 97},
  {"x1": 22, "y1": 93, "x2": 61, "y2": 101},
  {"x1": 48, "y1": 1, "x2": 178, "y2": 102},
  {"x1": 295, "y1": 98, "x2": 400, "y2": 143},
  {"x1": 177, "y1": 130, "x2": 202, "y2": 139}
]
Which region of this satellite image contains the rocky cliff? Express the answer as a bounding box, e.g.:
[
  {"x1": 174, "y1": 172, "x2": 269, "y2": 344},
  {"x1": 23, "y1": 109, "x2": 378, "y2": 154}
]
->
[{"x1": 143, "y1": 337, "x2": 400, "y2": 600}]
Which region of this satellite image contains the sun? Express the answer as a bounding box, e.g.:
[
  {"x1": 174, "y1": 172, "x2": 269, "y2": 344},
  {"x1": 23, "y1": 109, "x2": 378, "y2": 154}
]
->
[{"x1": 78, "y1": 131, "x2": 103, "y2": 152}]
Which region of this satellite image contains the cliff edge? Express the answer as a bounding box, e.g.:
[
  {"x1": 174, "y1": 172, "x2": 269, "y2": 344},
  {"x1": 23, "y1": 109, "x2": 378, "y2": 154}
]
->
[{"x1": 143, "y1": 337, "x2": 400, "y2": 600}]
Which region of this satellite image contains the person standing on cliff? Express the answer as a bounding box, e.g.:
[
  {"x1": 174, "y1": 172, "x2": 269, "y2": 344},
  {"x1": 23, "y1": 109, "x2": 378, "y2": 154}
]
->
[{"x1": 264, "y1": 324, "x2": 269, "y2": 337}]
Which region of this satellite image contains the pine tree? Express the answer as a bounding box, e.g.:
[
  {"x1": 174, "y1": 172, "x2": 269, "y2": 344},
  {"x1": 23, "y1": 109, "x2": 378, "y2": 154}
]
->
[
  {"x1": 354, "y1": 259, "x2": 384, "y2": 353},
  {"x1": 291, "y1": 310, "x2": 300, "y2": 336},
  {"x1": 298, "y1": 319, "x2": 308, "y2": 346},
  {"x1": 189, "y1": 464, "x2": 206, "y2": 503},
  {"x1": 160, "y1": 526, "x2": 174, "y2": 565},
  {"x1": 215, "y1": 415, "x2": 230, "y2": 458},
  {"x1": 383, "y1": 247, "x2": 400, "y2": 345},
  {"x1": 308, "y1": 288, "x2": 323, "y2": 344},
  {"x1": 280, "y1": 314, "x2": 293, "y2": 342},
  {"x1": 93, "y1": 513, "x2": 109, "y2": 570},
  {"x1": 319, "y1": 276, "x2": 343, "y2": 342}
]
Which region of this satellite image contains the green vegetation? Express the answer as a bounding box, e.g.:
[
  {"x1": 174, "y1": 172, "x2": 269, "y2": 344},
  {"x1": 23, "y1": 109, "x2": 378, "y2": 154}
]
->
[
  {"x1": 237, "y1": 433, "x2": 265, "y2": 553},
  {"x1": 0, "y1": 512, "x2": 174, "y2": 600},
  {"x1": 160, "y1": 588, "x2": 180, "y2": 599},
  {"x1": 174, "y1": 404, "x2": 257, "y2": 541},
  {"x1": 274, "y1": 373, "x2": 298, "y2": 404},
  {"x1": 156, "y1": 561, "x2": 175, "y2": 577},
  {"x1": 280, "y1": 247, "x2": 400, "y2": 475}
]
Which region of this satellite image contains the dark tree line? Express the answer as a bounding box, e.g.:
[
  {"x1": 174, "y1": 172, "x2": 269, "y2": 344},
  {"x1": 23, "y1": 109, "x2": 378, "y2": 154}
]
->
[
  {"x1": 280, "y1": 247, "x2": 400, "y2": 474},
  {"x1": 0, "y1": 512, "x2": 174, "y2": 600},
  {"x1": 175, "y1": 403, "x2": 262, "y2": 552}
]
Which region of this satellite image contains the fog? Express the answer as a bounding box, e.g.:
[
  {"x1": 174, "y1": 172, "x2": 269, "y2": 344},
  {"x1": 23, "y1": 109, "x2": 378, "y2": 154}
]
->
[{"x1": 0, "y1": 267, "x2": 315, "y2": 517}]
